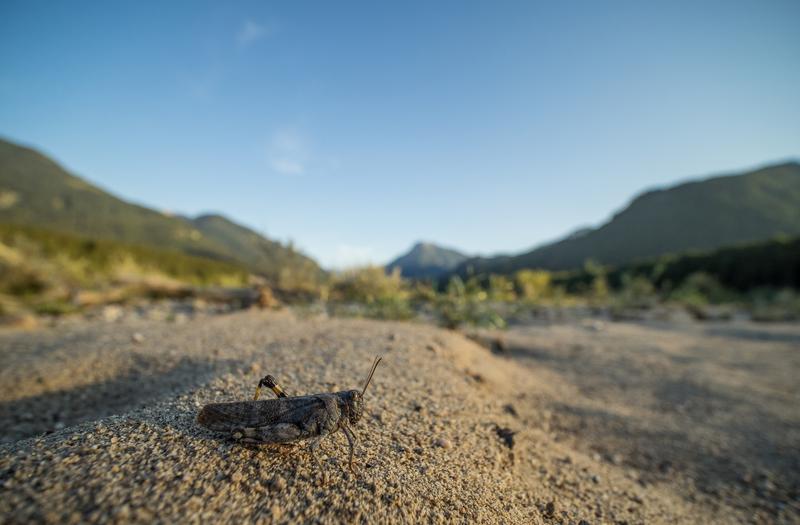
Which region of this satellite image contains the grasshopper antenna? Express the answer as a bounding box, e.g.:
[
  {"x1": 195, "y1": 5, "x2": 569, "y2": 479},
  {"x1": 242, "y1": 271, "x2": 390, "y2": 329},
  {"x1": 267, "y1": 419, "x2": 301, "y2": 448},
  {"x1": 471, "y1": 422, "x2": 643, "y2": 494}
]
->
[{"x1": 361, "y1": 356, "x2": 382, "y2": 396}]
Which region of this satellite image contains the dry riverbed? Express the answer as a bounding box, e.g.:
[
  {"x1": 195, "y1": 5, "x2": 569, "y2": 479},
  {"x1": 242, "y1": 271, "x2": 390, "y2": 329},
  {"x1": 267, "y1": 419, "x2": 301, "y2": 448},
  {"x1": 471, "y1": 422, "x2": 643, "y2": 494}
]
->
[{"x1": 0, "y1": 310, "x2": 798, "y2": 524}]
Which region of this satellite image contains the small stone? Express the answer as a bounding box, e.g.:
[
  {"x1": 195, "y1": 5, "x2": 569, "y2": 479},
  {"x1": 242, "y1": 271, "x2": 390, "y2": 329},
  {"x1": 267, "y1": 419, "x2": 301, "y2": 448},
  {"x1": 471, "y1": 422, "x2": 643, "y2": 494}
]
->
[
  {"x1": 131, "y1": 333, "x2": 144, "y2": 344},
  {"x1": 434, "y1": 438, "x2": 452, "y2": 449},
  {"x1": 270, "y1": 476, "x2": 287, "y2": 491},
  {"x1": 758, "y1": 477, "x2": 776, "y2": 492},
  {"x1": 270, "y1": 504, "x2": 283, "y2": 520},
  {"x1": 1, "y1": 314, "x2": 37, "y2": 330},
  {"x1": 544, "y1": 501, "x2": 556, "y2": 517},
  {"x1": 101, "y1": 305, "x2": 123, "y2": 322}
]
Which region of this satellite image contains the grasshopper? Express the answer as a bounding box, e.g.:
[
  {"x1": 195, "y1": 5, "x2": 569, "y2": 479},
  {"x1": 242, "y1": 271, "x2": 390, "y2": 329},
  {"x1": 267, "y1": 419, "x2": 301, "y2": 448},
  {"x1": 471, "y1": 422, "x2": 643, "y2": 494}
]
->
[{"x1": 197, "y1": 357, "x2": 382, "y2": 473}]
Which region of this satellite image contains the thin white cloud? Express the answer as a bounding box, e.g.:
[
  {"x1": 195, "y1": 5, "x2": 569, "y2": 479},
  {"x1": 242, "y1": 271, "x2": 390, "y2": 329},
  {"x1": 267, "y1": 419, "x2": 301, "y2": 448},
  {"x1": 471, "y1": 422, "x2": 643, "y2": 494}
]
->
[
  {"x1": 270, "y1": 158, "x2": 304, "y2": 175},
  {"x1": 267, "y1": 128, "x2": 309, "y2": 176},
  {"x1": 237, "y1": 20, "x2": 268, "y2": 48}
]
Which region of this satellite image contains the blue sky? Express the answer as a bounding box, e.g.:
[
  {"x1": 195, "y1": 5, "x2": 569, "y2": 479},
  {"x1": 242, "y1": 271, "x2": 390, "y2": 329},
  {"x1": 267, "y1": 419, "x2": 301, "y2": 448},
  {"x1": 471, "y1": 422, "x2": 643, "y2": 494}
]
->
[{"x1": 1, "y1": 1, "x2": 799, "y2": 268}]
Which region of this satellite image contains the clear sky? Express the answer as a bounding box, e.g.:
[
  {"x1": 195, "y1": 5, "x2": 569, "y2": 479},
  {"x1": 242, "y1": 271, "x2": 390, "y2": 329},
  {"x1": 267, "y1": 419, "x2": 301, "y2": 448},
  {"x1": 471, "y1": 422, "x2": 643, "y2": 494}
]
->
[{"x1": 1, "y1": 1, "x2": 799, "y2": 269}]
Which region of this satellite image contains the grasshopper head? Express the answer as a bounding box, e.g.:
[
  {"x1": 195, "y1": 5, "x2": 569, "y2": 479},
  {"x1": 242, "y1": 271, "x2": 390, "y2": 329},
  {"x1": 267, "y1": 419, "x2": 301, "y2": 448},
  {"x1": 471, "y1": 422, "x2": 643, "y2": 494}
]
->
[
  {"x1": 341, "y1": 356, "x2": 381, "y2": 425},
  {"x1": 343, "y1": 390, "x2": 364, "y2": 424}
]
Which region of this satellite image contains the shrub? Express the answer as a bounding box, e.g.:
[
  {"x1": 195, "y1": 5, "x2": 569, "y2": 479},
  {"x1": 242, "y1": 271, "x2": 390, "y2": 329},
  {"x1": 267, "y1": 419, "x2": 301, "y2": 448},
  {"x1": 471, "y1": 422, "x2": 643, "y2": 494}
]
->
[
  {"x1": 514, "y1": 270, "x2": 552, "y2": 301},
  {"x1": 488, "y1": 274, "x2": 516, "y2": 301},
  {"x1": 329, "y1": 266, "x2": 407, "y2": 304},
  {"x1": 436, "y1": 276, "x2": 506, "y2": 329},
  {"x1": 613, "y1": 273, "x2": 658, "y2": 310}
]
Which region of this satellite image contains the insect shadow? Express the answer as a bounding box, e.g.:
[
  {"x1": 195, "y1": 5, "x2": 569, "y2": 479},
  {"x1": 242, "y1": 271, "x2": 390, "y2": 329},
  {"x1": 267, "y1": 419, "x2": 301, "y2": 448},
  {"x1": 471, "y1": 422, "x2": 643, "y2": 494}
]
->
[{"x1": 0, "y1": 355, "x2": 242, "y2": 442}]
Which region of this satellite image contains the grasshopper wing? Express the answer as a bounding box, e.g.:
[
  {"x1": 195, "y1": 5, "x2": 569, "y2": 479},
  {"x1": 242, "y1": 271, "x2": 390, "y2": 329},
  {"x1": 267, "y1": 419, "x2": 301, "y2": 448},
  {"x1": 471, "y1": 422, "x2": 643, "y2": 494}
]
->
[{"x1": 197, "y1": 395, "x2": 326, "y2": 432}]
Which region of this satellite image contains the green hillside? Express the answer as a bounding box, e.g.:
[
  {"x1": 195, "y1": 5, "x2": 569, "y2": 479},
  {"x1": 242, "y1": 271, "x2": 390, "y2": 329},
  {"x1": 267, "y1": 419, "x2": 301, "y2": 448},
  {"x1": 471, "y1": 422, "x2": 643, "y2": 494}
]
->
[
  {"x1": 192, "y1": 214, "x2": 321, "y2": 292},
  {"x1": 387, "y1": 241, "x2": 469, "y2": 279},
  {"x1": 0, "y1": 138, "x2": 321, "y2": 289},
  {"x1": 455, "y1": 162, "x2": 800, "y2": 276},
  {"x1": 0, "y1": 223, "x2": 250, "y2": 317}
]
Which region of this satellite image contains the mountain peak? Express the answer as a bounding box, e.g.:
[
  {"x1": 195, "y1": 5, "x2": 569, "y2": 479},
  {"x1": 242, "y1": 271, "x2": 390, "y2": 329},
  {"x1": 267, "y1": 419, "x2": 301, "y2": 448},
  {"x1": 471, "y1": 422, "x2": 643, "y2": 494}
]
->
[{"x1": 388, "y1": 241, "x2": 469, "y2": 279}]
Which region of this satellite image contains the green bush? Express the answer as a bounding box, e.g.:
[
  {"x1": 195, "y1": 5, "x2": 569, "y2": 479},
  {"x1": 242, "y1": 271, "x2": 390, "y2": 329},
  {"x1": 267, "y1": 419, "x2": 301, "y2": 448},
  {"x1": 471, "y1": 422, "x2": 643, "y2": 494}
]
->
[
  {"x1": 329, "y1": 266, "x2": 407, "y2": 303},
  {"x1": 748, "y1": 288, "x2": 800, "y2": 321},
  {"x1": 613, "y1": 273, "x2": 658, "y2": 310},
  {"x1": 514, "y1": 270, "x2": 552, "y2": 301},
  {"x1": 435, "y1": 276, "x2": 506, "y2": 329},
  {"x1": 668, "y1": 272, "x2": 732, "y2": 306}
]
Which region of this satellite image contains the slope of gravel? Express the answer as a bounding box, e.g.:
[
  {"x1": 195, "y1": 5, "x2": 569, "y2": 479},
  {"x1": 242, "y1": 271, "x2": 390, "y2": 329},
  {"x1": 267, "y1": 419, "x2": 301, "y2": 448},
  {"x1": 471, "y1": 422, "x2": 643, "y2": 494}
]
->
[
  {"x1": 0, "y1": 311, "x2": 793, "y2": 523},
  {"x1": 499, "y1": 320, "x2": 800, "y2": 524}
]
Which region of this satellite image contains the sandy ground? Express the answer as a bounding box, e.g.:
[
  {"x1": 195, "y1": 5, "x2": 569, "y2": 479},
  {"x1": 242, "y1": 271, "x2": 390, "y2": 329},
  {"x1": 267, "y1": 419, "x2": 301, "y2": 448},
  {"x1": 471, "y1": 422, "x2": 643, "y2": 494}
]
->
[{"x1": 0, "y1": 310, "x2": 798, "y2": 524}]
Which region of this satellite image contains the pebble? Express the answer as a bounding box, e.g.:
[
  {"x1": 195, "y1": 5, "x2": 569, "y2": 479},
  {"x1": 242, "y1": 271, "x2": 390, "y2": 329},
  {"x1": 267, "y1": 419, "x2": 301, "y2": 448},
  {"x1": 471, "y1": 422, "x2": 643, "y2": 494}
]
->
[
  {"x1": 434, "y1": 438, "x2": 452, "y2": 449},
  {"x1": 131, "y1": 333, "x2": 144, "y2": 343},
  {"x1": 270, "y1": 476, "x2": 287, "y2": 492},
  {"x1": 502, "y1": 404, "x2": 519, "y2": 417}
]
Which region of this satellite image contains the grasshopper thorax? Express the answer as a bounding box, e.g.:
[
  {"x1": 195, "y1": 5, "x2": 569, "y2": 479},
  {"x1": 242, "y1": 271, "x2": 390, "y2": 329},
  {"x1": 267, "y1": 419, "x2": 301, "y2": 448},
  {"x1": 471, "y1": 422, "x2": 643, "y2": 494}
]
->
[{"x1": 339, "y1": 390, "x2": 364, "y2": 425}]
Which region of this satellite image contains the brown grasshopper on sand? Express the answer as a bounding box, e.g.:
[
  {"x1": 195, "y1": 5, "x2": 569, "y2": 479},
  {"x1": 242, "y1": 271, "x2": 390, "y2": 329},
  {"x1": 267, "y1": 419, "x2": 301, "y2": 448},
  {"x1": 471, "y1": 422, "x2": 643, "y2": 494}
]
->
[{"x1": 197, "y1": 357, "x2": 382, "y2": 473}]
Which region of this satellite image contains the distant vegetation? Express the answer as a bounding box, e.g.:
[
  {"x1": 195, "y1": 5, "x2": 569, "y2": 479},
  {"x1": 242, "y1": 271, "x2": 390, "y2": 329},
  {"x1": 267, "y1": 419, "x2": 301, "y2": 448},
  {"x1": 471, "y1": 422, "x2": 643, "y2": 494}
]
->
[
  {"x1": 555, "y1": 236, "x2": 800, "y2": 294},
  {"x1": 0, "y1": 138, "x2": 322, "y2": 291},
  {"x1": 0, "y1": 224, "x2": 248, "y2": 317},
  {"x1": 454, "y1": 161, "x2": 800, "y2": 275},
  {"x1": 324, "y1": 236, "x2": 800, "y2": 326}
]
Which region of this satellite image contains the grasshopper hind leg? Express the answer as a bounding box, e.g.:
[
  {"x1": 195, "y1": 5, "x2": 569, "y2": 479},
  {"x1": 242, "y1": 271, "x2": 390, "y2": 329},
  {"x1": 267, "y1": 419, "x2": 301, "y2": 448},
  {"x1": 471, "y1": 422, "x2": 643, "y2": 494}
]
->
[
  {"x1": 340, "y1": 424, "x2": 358, "y2": 474},
  {"x1": 307, "y1": 437, "x2": 329, "y2": 485},
  {"x1": 253, "y1": 374, "x2": 289, "y2": 400}
]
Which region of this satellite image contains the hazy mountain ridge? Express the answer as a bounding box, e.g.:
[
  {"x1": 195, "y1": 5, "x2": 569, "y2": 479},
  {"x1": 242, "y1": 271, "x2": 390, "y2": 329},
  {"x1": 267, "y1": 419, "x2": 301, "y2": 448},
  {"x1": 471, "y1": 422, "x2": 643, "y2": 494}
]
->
[
  {"x1": 0, "y1": 138, "x2": 321, "y2": 285},
  {"x1": 453, "y1": 161, "x2": 800, "y2": 276},
  {"x1": 388, "y1": 241, "x2": 469, "y2": 278}
]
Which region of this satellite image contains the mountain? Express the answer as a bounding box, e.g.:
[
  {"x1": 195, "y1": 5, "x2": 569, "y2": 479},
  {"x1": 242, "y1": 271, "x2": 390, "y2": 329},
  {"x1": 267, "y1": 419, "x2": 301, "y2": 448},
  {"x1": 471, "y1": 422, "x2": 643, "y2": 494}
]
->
[
  {"x1": 454, "y1": 161, "x2": 800, "y2": 276},
  {"x1": 0, "y1": 137, "x2": 321, "y2": 287},
  {"x1": 387, "y1": 242, "x2": 469, "y2": 278}
]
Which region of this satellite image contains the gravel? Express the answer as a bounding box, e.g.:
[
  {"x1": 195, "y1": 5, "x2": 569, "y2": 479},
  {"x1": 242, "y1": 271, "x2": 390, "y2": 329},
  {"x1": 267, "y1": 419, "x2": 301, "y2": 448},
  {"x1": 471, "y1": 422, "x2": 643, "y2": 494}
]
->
[{"x1": 0, "y1": 310, "x2": 796, "y2": 523}]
